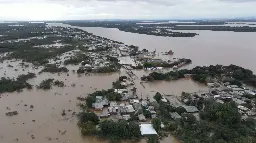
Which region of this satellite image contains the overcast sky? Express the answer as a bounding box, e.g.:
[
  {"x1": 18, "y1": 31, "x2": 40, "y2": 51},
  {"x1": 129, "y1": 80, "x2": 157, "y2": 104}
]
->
[{"x1": 0, "y1": 0, "x2": 256, "y2": 20}]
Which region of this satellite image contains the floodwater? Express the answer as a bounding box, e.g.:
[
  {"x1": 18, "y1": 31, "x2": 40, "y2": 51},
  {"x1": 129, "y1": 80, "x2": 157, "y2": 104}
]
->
[
  {"x1": 0, "y1": 60, "x2": 184, "y2": 143},
  {"x1": 80, "y1": 26, "x2": 256, "y2": 73},
  {"x1": 2, "y1": 23, "x2": 242, "y2": 143},
  {"x1": 0, "y1": 63, "x2": 119, "y2": 143}
]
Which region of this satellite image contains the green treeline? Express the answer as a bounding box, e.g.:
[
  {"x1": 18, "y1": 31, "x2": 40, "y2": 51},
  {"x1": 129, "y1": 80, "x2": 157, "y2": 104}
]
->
[{"x1": 142, "y1": 65, "x2": 256, "y2": 87}]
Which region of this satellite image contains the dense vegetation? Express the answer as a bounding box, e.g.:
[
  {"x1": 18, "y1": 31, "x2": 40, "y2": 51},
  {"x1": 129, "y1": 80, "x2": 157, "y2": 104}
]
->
[
  {"x1": 176, "y1": 102, "x2": 256, "y2": 143},
  {"x1": 37, "y1": 78, "x2": 54, "y2": 90},
  {"x1": 152, "y1": 93, "x2": 256, "y2": 143},
  {"x1": 64, "y1": 53, "x2": 90, "y2": 65},
  {"x1": 0, "y1": 23, "x2": 93, "y2": 66},
  {"x1": 119, "y1": 27, "x2": 198, "y2": 37},
  {"x1": 66, "y1": 21, "x2": 198, "y2": 37},
  {"x1": 142, "y1": 64, "x2": 256, "y2": 87},
  {"x1": 77, "y1": 111, "x2": 141, "y2": 141},
  {"x1": 39, "y1": 64, "x2": 69, "y2": 73},
  {"x1": 17, "y1": 73, "x2": 36, "y2": 81},
  {"x1": 173, "y1": 25, "x2": 256, "y2": 32},
  {"x1": 0, "y1": 73, "x2": 36, "y2": 93},
  {"x1": 37, "y1": 78, "x2": 65, "y2": 90},
  {"x1": 0, "y1": 23, "x2": 55, "y2": 42}
]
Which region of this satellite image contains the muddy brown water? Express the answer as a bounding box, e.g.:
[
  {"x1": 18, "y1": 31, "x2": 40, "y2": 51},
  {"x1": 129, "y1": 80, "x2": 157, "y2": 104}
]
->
[
  {"x1": 79, "y1": 26, "x2": 256, "y2": 73},
  {"x1": 5, "y1": 23, "x2": 254, "y2": 143},
  {"x1": 0, "y1": 59, "x2": 185, "y2": 143}
]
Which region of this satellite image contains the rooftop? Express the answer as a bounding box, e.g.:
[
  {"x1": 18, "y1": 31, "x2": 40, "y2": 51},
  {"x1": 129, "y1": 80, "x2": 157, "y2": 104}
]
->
[
  {"x1": 140, "y1": 124, "x2": 157, "y2": 135},
  {"x1": 182, "y1": 105, "x2": 199, "y2": 113}
]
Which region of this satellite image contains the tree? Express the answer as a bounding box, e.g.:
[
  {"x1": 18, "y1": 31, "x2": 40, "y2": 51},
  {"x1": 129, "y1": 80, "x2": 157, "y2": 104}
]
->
[
  {"x1": 230, "y1": 80, "x2": 242, "y2": 87},
  {"x1": 143, "y1": 62, "x2": 154, "y2": 68},
  {"x1": 147, "y1": 135, "x2": 160, "y2": 143},
  {"x1": 37, "y1": 78, "x2": 54, "y2": 90},
  {"x1": 128, "y1": 122, "x2": 141, "y2": 139},
  {"x1": 99, "y1": 120, "x2": 141, "y2": 140},
  {"x1": 182, "y1": 114, "x2": 196, "y2": 124},
  {"x1": 154, "y1": 92, "x2": 162, "y2": 102},
  {"x1": 86, "y1": 96, "x2": 96, "y2": 108},
  {"x1": 80, "y1": 121, "x2": 97, "y2": 135},
  {"x1": 106, "y1": 92, "x2": 122, "y2": 101},
  {"x1": 166, "y1": 121, "x2": 178, "y2": 131},
  {"x1": 79, "y1": 112, "x2": 99, "y2": 125},
  {"x1": 175, "y1": 106, "x2": 186, "y2": 114},
  {"x1": 143, "y1": 107, "x2": 152, "y2": 118},
  {"x1": 200, "y1": 102, "x2": 241, "y2": 126},
  {"x1": 152, "y1": 118, "x2": 161, "y2": 132}
]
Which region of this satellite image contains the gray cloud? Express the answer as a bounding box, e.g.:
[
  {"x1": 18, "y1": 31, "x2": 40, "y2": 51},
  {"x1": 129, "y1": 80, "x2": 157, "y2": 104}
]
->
[
  {"x1": 219, "y1": 0, "x2": 256, "y2": 2},
  {"x1": 0, "y1": 0, "x2": 256, "y2": 20}
]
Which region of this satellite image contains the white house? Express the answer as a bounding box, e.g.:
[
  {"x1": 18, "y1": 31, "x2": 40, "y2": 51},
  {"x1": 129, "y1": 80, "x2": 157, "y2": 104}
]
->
[{"x1": 140, "y1": 124, "x2": 157, "y2": 136}]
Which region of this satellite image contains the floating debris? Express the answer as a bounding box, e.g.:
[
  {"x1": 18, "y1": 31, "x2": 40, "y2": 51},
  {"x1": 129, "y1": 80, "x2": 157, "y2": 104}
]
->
[
  {"x1": 5, "y1": 111, "x2": 18, "y2": 116},
  {"x1": 61, "y1": 110, "x2": 66, "y2": 116}
]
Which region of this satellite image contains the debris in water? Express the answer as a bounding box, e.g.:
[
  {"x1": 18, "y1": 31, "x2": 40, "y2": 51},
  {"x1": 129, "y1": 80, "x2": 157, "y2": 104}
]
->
[
  {"x1": 61, "y1": 110, "x2": 66, "y2": 116},
  {"x1": 5, "y1": 111, "x2": 18, "y2": 116},
  {"x1": 30, "y1": 105, "x2": 34, "y2": 108},
  {"x1": 31, "y1": 135, "x2": 35, "y2": 139}
]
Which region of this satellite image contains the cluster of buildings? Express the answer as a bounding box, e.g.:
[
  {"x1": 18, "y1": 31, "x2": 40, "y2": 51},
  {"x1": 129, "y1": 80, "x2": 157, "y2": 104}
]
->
[
  {"x1": 91, "y1": 88, "x2": 158, "y2": 122},
  {"x1": 180, "y1": 82, "x2": 256, "y2": 120}
]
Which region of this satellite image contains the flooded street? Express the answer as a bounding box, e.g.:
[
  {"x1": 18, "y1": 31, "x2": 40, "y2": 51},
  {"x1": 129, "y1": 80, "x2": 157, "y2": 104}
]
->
[{"x1": 2, "y1": 23, "x2": 254, "y2": 143}]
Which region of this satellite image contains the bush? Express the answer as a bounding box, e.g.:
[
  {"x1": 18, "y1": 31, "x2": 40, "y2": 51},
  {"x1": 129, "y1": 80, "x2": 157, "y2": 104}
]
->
[
  {"x1": 17, "y1": 73, "x2": 36, "y2": 81},
  {"x1": 99, "y1": 120, "x2": 141, "y2": 140},
  {"x1": 40, "y1": 64, "x2": 69, "y2": 73},
  {"x1": 0, "y1": 77, "x2": 32, "y2": 93},
  {"x1": 78, "y1": 112, "x2": 100, "y2": 125},
  {"x1": 37, "y1": 78, "x2": 54, "y2": 90},
  {"x1": 152, "y1": 118, "x2": 161, "y2": 132}
]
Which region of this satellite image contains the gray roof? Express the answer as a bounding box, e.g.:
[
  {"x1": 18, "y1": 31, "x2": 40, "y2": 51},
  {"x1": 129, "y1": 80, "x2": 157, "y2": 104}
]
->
[
  {"x1": 182, "y1": 106, "x2": 199, "y2": 113},
  {"x1": 138, "y1": 114, "x2": 146, "y2": 121},
  {"x1": 170, "y1": 112, "x2": 182, "y2": 119}
]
